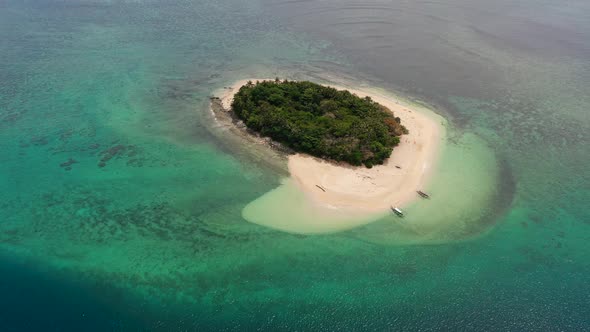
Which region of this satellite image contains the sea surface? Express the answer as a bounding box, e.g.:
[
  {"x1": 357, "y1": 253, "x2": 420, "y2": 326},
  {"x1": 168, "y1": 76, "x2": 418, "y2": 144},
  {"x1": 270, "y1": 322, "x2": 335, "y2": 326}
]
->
[{"x1": 1, "y1": 0, "x2": 589, "y2": 330}]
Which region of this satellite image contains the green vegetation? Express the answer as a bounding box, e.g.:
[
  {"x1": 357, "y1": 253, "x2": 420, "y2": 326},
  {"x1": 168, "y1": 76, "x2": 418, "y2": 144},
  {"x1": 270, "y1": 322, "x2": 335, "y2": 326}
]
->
[{"x1": 231, "y1": 79, "x2": 408, "y2": 167}]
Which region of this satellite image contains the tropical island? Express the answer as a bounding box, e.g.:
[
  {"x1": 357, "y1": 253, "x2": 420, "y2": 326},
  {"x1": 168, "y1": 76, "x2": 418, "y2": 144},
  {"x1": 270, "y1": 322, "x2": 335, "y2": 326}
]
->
[
  {"x1": 231, "y1": 79, "x2": 407, "y2": 167},
  {"x1": 211, "y1": 78, "x2": 444, "y2": 233}
]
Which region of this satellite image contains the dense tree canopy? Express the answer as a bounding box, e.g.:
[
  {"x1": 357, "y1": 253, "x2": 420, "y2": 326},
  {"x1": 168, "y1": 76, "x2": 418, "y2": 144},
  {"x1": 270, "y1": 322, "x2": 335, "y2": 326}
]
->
[{"x1": 231, "y1": 79, "x2": 408, "y2": 167}]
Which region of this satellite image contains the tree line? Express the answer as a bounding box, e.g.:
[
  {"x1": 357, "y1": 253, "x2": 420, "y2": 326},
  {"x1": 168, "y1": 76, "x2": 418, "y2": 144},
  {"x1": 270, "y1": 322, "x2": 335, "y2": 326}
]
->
[{"x1": 231, "y1": 79, "x2": 408, "y2": 167}]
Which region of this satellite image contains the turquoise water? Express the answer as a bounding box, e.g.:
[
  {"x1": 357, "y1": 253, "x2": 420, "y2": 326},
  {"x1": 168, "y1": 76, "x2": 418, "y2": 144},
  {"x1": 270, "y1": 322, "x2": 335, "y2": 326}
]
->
[{"x1": 1, "y1": 0, "x2": 589, "y2": 330}]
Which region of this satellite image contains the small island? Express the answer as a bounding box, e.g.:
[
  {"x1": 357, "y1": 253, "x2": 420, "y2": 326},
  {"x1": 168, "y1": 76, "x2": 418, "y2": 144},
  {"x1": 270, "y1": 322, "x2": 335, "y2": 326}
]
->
[
  {"x1": 231, "y1": 79, "x2": 407, "y2": 167},
  {"x1": 211, "y1": 78, "x2": 444, "y2": 233}
]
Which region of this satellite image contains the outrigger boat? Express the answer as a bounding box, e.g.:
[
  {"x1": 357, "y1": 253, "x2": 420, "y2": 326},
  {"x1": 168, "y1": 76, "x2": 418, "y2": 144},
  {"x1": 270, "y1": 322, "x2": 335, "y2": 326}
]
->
[
  {"x1": 417, "y1": 190, "x2": 430, "y2": 199},
  {"x1": 390, "y1": 206, "x2": 404, "y2": 217}
]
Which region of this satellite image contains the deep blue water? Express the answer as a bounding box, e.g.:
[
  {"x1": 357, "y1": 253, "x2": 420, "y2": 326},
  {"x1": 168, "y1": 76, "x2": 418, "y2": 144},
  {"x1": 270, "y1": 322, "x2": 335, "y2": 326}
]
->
[{"x1": 0, "y1": 255, "x2": 144, "y2": 331}]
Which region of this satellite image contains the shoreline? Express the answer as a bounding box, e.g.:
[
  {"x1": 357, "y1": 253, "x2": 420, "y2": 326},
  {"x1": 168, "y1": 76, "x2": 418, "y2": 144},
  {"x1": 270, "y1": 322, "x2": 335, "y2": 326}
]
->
[{"x1": 212, "y1": 78, "x2": 444, "y2": 216}]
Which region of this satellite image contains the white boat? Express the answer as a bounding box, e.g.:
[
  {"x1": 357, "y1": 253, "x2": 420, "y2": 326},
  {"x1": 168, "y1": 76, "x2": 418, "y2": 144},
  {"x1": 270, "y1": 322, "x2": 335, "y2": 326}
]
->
[{"x1": 391, "y1": 206, "x2": 404, "y2": 217}]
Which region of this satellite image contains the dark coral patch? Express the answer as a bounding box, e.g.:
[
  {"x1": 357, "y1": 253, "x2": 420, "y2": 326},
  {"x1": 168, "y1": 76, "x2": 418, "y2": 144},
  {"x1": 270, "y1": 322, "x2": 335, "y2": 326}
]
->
[
  {"x1": 97, "y1": 144, "x2": 142, "y2": 168},
  {"x1": 30, "y1": 136, "x2": 49, "y2": 146},
  {"x1": 98, "y1": 144, "x2": 127, "y2": 167},
  {"x1": 60, "y1": 158, "x2": 78, "y2": 171},
  {"x1": 2, "y1": 109, "x2": 27, "y2": 125}
]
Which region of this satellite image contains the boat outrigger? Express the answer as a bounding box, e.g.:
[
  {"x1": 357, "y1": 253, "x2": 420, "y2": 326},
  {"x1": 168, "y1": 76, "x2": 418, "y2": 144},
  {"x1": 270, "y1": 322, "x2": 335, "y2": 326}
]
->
[
  {"x1": 417, "y1": 190, "x2": 430, "y2": 199},
  {"x1": 390, "y1": 206, "x2": 404, "y2": 217}
]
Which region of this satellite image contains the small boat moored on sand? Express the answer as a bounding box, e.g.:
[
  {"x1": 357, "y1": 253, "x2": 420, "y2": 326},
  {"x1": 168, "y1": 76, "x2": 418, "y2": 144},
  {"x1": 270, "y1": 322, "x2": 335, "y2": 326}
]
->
[
  {"x1": 391, "y1": 206, "x2": 404, "y2": 217},
  {"x1": 417, "y1": 190, "x2": 430, "y2": 199}
]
